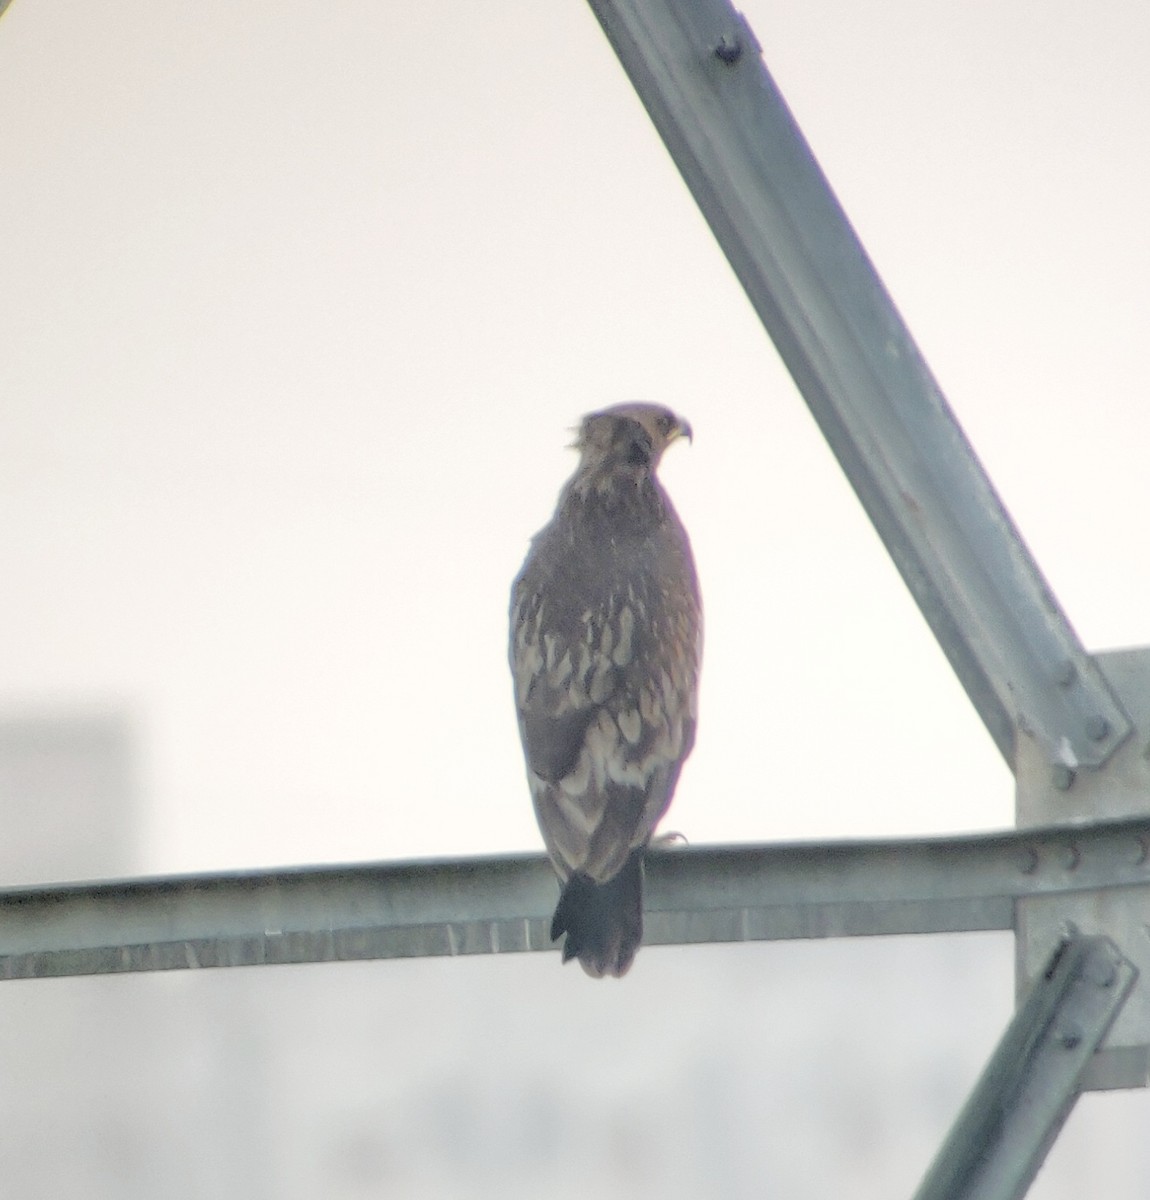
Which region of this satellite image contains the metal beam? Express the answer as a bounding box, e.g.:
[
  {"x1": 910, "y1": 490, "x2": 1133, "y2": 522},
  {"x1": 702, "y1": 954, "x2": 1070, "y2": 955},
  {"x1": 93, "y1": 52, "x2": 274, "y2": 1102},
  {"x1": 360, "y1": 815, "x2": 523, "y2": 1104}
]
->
[
  {"x1": 912, "y1": 935, "x2": 1137, "y2": 1200},
  {"x1": 585, "y1": 0, "x2": 1130, "y2": 771},
  {"x1": 1, "y1": 817, "x2": 1148, "y2": 982}
]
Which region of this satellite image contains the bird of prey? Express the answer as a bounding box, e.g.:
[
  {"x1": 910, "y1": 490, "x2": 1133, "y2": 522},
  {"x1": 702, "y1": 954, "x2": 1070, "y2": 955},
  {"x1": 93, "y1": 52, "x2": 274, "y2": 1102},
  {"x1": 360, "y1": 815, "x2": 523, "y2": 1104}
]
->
[{"x1": 509, "y1": 403, "x2": 702, "y2": 977}]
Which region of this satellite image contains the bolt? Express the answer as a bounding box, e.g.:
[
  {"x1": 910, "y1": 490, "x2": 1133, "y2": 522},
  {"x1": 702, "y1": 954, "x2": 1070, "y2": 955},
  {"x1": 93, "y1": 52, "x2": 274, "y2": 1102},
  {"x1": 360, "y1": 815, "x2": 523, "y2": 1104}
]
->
[
  {"x1": 714, "y1": 36, "x2": 743, "y2": 64},
  {"x1": 1058, "y1": 1024, "x2": 1082, "y2": 1051},
  {"x1": 1055, "y1": 660, "x2": 1077, "y2": 687},
  {"x1": 1051, "y1": 763, "x2": 1075, "y2": 791},
  {"x1": 1086, "y1": 715, "x2": 1110, "y2": 742},
  {"x1": 1060, "y1": 843, "x2": 1080, "y2": 870},
  {"x1": 1020, "y1": 847, "x2": 1040, "y2": 875}
]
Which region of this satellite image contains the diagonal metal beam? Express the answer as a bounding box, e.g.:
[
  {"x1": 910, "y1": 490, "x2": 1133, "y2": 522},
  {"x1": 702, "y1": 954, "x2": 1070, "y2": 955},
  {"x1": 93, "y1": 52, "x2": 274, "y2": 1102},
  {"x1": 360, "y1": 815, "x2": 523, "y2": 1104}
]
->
[
  {"x1": 912, "y1": 935, "x2": 1137, "y2": 1200},
  {"x1": 1, "y1": 817, "x2": 1148, "y2": 982},
  {"x1": 585, "y1": 0, "x2": 1130, "y2": 772}
]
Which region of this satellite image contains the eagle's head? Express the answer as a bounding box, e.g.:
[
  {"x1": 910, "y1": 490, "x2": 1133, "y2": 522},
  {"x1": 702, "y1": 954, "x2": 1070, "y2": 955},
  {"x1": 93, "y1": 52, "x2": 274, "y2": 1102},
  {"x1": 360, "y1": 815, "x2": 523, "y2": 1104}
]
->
[{"x1": 571, "y1": 403, "x2": 692, "y2": 497}]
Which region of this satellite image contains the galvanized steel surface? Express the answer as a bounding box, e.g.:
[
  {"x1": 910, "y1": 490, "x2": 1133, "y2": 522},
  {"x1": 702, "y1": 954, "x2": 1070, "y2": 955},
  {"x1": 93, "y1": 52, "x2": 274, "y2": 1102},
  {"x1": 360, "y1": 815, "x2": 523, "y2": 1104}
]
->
[
  {"x1": 913, "y1": 936, "x2": 1138, "y2": 1200},
  {"x1": 1, "y1": 817, "x2": 1148, "y2": 982},
  {"x1": 1016, "y1": 647, "x2": 1150, "y2": 1090},
  {"x1": 585, "y1": 0, "x2": 1131, "y2": 771}
]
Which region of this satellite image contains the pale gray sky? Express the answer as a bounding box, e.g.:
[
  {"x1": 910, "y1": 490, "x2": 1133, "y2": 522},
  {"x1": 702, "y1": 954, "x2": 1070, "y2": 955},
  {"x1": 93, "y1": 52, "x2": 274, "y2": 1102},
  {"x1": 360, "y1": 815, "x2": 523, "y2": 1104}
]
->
[
  {"x1": 0, "y1": 0, "x2": 1119, "y2": 872},
  {"x1": 0, "y1": 4, "x2": 1142, "y2": 844},
  {"x1": 4, "y1": 1, "x2": 1148, "y2": 873},
  {"x1": 3, "y1": 3, "x2": 1150, "y2": 1196},
  {"x1": 6, "y1": 0, "x2": 1142, "y2": 873},
  {"x1": 3, "y1": 0, "x2": 1150, "y2": 872}
]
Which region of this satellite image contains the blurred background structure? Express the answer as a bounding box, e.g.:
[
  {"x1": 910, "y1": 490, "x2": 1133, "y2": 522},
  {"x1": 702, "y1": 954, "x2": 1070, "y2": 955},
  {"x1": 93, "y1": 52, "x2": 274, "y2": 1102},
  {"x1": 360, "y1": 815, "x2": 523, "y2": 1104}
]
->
[{"x1": 2, "y1": 0, "x2": 1150, "y2": 1195}]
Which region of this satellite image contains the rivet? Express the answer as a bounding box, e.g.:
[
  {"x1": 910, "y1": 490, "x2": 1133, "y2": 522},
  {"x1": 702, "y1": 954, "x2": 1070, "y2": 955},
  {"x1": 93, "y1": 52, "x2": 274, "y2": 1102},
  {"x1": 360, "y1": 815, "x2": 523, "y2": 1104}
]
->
[
  {"x1": 1051, "y1": 763, "x2": 1075, "y2": 791},
  {"x1": 1060, "y1": 843, "x2": 1080, "y2": 871},
  {"x1": 1086, "y1": 715, "x2": 1110, "y2": 742},
  {"x1": 714, "y1": 36, "x2": 743, "y2": 64},
  {"x1": 1057, "y1": 1024, "x2": 1082, "y2": 1051},
  {"x1": 1055, "y1": 660, "x2": 1077, "y2": 688}
]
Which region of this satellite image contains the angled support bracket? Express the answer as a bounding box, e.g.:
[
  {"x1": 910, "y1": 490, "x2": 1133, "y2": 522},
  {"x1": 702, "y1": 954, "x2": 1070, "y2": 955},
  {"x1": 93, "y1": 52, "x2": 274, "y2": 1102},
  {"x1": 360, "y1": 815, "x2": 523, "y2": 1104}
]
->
[
  {"x1": 585, "y1": 0, "x2": 1130, "y2": 772},
  {"x1": 912, "y1": 935, "x2": 1137, "y2": 1200}
]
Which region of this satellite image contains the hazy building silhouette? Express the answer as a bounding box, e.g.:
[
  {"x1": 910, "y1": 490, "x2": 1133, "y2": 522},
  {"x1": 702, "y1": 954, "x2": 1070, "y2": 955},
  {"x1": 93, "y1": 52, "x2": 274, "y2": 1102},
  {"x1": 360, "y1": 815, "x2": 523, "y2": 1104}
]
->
[{"x1": 0, "y1": 710, "x2": 136, "y2": 885}]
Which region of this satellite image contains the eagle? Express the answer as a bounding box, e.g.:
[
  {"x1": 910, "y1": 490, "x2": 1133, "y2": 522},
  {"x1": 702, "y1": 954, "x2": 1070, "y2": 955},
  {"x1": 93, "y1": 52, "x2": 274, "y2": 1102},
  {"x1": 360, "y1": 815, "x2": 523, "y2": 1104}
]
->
[{"x1": 509, "y1": 403, "x2": 702, "y2": 977}]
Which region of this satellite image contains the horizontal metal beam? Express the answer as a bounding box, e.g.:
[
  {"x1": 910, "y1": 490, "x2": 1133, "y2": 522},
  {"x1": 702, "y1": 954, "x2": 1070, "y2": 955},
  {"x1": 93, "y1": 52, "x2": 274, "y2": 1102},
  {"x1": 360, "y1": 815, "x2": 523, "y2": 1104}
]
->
[
  {"x1": 585, "y1": 0, "x2": 1130, "y2": 771},
  {"x1": 1, "y1": 817, "x2": 1148, "y2": 981},
  {"x1": 913, "y1": 935, "x2": 1137, "y2": 1200}
]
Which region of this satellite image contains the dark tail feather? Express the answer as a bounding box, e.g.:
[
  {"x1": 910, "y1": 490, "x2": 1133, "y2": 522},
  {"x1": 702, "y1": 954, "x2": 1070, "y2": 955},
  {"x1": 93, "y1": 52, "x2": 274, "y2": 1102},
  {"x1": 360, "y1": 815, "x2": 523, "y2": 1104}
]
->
[{"x1": 551, "y1": 851, "x2": 644, "y2": 978}]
